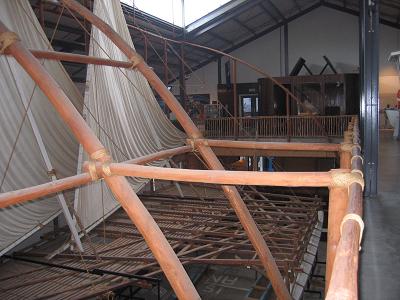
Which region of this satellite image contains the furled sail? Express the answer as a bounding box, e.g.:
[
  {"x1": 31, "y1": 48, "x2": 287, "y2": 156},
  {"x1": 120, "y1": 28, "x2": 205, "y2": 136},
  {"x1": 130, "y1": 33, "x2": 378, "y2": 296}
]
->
[
  {"x1": 74, "y1": 0, "x2": 185, "y2": 230},
  {"x1": 0, "y1": 0, "x2": 83, "y2": 255}
]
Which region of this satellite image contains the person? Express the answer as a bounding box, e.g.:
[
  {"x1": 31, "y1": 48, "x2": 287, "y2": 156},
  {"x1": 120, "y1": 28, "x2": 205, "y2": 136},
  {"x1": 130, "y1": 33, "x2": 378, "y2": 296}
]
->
[{"x1": 396, "y1": 89, "x2": 400, "y2": 109}]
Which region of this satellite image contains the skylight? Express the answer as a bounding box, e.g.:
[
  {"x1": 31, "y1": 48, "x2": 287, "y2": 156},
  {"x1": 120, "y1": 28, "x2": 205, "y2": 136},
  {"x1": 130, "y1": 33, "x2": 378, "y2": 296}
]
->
[{"x1": 121, "y1": 0, "x2": 232, "y2": 27}]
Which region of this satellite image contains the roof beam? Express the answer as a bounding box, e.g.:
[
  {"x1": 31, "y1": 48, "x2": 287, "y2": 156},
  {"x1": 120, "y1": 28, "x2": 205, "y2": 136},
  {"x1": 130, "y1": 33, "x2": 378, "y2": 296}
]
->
[
  {"x1": 265, "y1": 0, "x2": 286, "y2": 21},
  {"x1": 188, "y1": 0, "x2": 266, "y2": 38},
  {"x1": 291, "y1": 0, "x2": 302, "y2": 12},
  {"x1": 322, "y1": 1, "x2": 400, "y2": 29},
  {"x1": 233, "y1": 18, "x2": 256, "y2": 35},
  {"x1": 207, "y1": 31, "x2": 234, "y2": 46},
  {"x1": 259, "y1": 3, "x2": 279, "y2": 23},
  {"x1": 189, "y1": 1, "x2": 323, "y2": 74}
]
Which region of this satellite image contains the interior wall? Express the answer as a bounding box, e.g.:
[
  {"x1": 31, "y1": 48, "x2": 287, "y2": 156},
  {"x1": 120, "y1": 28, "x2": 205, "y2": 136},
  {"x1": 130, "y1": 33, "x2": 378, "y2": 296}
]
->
[{"x1": 172, "y1": 6, "x2": 400, "y2": 106}]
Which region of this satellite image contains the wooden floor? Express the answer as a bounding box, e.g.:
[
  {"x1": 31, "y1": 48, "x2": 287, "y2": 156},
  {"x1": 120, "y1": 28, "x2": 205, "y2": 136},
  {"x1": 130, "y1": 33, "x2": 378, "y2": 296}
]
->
[{"x1": 0, "y1": 184, "x2": 322, "y2": 299}]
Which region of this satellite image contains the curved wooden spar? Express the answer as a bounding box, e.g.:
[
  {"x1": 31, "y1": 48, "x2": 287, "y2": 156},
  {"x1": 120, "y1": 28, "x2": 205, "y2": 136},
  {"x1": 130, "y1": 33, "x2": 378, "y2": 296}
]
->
[
  {"x1": 3, "y1": 49, "x2": 134, "y2": 68},
  {"x1": 60, "y1": 1, "x2": 291, "y2": 298},
  {"x1": 0, "y1": 22, "x2": 199, "y2": 300}
]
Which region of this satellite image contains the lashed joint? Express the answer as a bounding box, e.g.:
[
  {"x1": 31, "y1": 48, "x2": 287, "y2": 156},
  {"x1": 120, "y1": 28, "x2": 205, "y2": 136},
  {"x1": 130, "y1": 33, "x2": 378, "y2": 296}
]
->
[
  {"x1": 340, "y1": 213, "x2": 364, "y2": 250},
  {"x1": 331, "y1": 171, "x2": 364, "y2": 191},
  {"x1": 186, "y1": 138, "x2": 207, "y2": 151},
  {"x1": 88, "y1": 161, "x2": 98, "y2": 181},
  {"x1": 352, "y1": 144, "x2": 361, "y2": 152},
  {"x1": 129, "y1": 53, "x2": 144, "y2": 68},
  {"x1": 0, "y1": 31, "x2": 20, "y2": 54},
  {"x1": 102, "y1": 162, "x2": 112, "y2": 177},
  {"x1": 340, "y1": 142, "x2": 353, "y2": 153},
  {"x1": 351, "y1": 155, "x2": 364, "y2": 165},
  {"x1": 90, "y1": 148, "x2": 109, "y2": 161}
]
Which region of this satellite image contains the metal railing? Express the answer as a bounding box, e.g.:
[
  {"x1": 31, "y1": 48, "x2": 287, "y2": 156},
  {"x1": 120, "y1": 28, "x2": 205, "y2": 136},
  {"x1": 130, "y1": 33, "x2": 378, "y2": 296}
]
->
[{"x1": 205, "y1": 115, "x2": 355, "y2": 139}]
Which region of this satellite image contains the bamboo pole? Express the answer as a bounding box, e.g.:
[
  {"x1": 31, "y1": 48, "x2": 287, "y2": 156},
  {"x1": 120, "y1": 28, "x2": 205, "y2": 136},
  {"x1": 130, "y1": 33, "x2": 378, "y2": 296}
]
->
[
  {"x1": 60, "y1": 1, "x2": 291, "y2": 298},
  {"x1": 0, "y1": 22, "x2": 199, "y2": 300}
]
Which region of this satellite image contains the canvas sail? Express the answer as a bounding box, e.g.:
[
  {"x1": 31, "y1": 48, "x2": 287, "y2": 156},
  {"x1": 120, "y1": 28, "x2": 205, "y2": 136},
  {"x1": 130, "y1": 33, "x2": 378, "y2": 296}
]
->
[
  {"x1": 74, "y1": 0, "x2": 185, "y2": 230},
  {"x1": 0, "y1": 0, "x2": 83, "y2": 255}
]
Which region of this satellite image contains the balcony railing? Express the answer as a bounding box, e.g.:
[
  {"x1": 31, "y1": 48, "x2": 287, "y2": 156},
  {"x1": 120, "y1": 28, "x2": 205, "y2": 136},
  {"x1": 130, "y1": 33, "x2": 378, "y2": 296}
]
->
[{"x1": 204, "y1": 115, "x2": 355, "y2": 139}]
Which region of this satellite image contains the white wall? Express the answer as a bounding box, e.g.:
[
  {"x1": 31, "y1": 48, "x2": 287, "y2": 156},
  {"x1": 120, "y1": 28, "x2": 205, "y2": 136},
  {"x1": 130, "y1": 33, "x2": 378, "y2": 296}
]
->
[{"x1": 173, "y1": 6, "x2": 400, "y2": 106}]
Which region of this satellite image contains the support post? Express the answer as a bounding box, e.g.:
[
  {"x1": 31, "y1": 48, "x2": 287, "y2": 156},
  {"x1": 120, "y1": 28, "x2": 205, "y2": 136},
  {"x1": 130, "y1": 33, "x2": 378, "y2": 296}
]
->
[
  {"x1": 286, "y1": 93, "x2": 290, "y2": 141},
  {"x1": 217, "y1": 57, "x2": 222, "y2": 84},
  {"x1": 284, "y1": 23, "x2": 289, "y2": 76},
  {"x1": 233, "y1": 59, "x2": 238, "y2": 139},
  {"x1": 326, "y1": 186, "x2": 348, "y2": 290},
  {"x1": 360, "y1": 0, "x2": 379, "y2": 196},
  {"x1": 340, "y1": 145, "x2": 352, "y2": 169}
]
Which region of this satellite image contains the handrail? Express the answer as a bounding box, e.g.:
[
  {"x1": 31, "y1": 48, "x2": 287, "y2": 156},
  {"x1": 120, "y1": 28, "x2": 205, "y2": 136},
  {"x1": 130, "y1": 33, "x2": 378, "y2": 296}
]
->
[
  {"x1": 326, "y1": 116, "x2": 364, "y2": 300},
  {"x1": 204, "y1": 115, "x2": 354, "y2": 139}
]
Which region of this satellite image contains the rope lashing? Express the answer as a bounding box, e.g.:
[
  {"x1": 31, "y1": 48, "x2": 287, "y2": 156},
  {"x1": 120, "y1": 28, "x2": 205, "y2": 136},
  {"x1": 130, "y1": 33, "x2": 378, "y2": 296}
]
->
[
  {"x1": 351, "y1": 169, "x2": 364, "y2": 178},
  {"x1": 102, "y1": 162, "x2": 112, "y2": 177},
  {"x1": 340, "y1": 213, "x2": 364, "y2": 250},
  {"x1": 0, "y1": 31, "x2": 20, "y2": 54},
  {"x1": 351, "y1": 155, "x2": 364, "y2": 165},
  {"x1": 186, "y1": 138, "x2": 208, "y2": 152},
  {"x1": 129, "y1": 53, "x2": 144, "y2": 69},
  {"x1": 88, "y1": 161, "x2": 98, "y2": 181},
  {"x1": 331, "y1": 171, "x2": 364, "y2": 191},
  {"x1": 351, "y1": 144, "x2": 362, "y2": 152},
  {"x1": 90, "y1": 148, "x2": 109, "y2": 161},
  {"x1": 340, "y1": 142, "x2": 353, "y2": 152}
]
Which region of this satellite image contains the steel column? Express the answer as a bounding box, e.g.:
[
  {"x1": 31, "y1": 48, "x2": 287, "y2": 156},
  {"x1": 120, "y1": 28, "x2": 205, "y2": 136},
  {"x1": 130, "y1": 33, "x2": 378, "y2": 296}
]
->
[{"x1": 359, "y1": 0, "x2": 379, "y2": 197}]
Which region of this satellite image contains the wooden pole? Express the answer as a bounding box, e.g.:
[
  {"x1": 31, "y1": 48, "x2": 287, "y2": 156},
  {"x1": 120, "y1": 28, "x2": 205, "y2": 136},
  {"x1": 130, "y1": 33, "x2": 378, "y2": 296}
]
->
[
  {"x1": 0, "y1": 22, "x2": 199, "y2": 300},
  {"x1": 206, "y1": 139, "x2": 340, "y2": 152},
  {"x1": 326, "y1": 184, "x2": 362, "y2": 300},
  {"x1": 60, "y1": 1, "x2": 291, "y2": 298},
  {"x1": 325, "y1": 186, "x2": 348, "y2": 290},
  {"x1": 0, "y1": 146, "x2": 192, "y2": 208},
  {"x1": 106, "y1": 163, "x2": 334, "y2": 187},
  {"x1": 326, "y1": 118, "x2": 364, "y2": 299},
  {"x1": 0, "y1": 173, "x2": 92, "y2": 209}
]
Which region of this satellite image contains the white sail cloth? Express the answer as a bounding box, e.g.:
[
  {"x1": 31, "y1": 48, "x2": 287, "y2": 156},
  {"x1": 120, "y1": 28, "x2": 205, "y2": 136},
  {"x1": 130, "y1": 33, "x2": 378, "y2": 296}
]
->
[
  {"x1": 75, "y1": 0, "x2": 185, "y2": 230},
  {"x1": 0, "y1": 1, "x2": 83, "y2": 254}
]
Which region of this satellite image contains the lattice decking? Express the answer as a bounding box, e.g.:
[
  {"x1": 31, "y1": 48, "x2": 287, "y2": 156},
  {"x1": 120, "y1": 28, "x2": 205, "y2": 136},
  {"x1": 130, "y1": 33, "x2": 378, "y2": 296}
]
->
[{"x1": 0, "y1": 185, "x2": 322, "y2": 299}]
